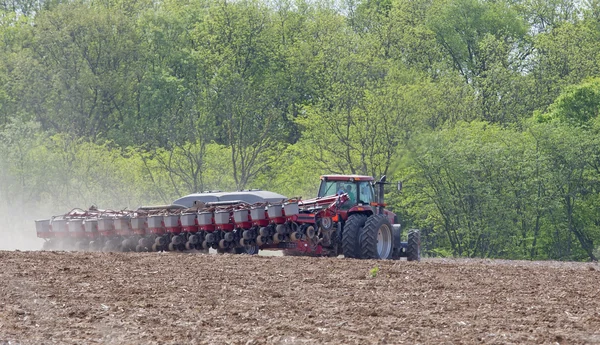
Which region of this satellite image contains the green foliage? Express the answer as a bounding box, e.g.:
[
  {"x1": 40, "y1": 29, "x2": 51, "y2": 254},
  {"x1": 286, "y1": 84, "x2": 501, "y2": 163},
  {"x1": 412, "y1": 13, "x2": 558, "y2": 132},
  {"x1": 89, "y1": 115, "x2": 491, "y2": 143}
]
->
[
  {"x1": 369, "y1": 266, "x2": 380, "y2": 278},
  {"x1": 537, "y1": 78, "x2": 600, "y2": 126},
  {"x1": 399, "y1": 122, "x2": 541, "y2": 257},
  {"x1": 533, "y1": 20, "x2": 600, "y2": 111},
  {"x1": 427, "y1": 0, "x2": 527, "y2": 80},
  {"x1": 2, "y1": 0, "x2": 600, "y2": 261}
]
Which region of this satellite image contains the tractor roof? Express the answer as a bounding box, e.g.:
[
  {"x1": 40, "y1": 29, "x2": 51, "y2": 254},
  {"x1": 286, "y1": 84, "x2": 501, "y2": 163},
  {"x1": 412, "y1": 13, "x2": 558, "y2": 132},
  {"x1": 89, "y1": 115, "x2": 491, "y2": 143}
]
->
[
  {"x1": 320, "y1": 175, "x2": 374, "y2": 182},
  {"x1": 172, "y1": 190, "x2": 288, "y2": 208}
]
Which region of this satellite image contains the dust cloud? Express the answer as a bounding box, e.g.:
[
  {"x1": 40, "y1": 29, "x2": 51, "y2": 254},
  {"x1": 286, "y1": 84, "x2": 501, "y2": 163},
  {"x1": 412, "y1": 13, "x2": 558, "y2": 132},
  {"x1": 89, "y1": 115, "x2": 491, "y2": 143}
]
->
[{"x1": 0, "y1": 200, "x2": 47, "y2": 251}]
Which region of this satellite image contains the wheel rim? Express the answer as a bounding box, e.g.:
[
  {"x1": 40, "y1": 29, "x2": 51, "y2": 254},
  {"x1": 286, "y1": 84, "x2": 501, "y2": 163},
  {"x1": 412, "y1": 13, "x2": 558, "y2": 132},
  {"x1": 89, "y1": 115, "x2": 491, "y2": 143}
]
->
[{"x1": 377, "y1": 224, "x2": 393, "y2": 259}]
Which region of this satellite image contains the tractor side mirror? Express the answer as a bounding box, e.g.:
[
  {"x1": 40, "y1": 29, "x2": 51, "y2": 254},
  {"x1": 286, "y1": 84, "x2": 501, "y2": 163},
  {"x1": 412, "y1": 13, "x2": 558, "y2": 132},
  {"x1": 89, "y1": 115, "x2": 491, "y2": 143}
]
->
[{"x1": 397, "y1": 181, "x2": 403, "y2": 192}]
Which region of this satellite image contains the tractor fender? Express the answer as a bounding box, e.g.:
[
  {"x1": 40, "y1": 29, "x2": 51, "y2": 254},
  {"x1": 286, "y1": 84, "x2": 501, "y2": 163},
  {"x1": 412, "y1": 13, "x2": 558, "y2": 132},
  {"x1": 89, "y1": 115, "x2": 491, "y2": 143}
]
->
[{"x1": 347, "y1": 205, "x2": 375, "y2": 215}]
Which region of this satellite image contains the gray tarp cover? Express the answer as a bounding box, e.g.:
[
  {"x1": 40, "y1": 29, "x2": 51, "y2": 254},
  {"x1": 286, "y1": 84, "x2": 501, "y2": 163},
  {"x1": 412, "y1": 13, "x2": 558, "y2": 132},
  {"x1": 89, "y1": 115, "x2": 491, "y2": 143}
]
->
[{"x1": 172, "y1": 191, "x2": 288, "y2": 208}]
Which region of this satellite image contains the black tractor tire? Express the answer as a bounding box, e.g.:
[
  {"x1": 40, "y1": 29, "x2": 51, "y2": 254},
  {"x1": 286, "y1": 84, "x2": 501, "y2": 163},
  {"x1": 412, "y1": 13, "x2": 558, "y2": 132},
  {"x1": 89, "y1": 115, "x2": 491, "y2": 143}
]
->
[
  {"x1": 407, "y1": 229, "x2": 421, "y2": 262},
  {"x1": 391, "y1": 224, "x2": 402, "y2": 260},
  {"x1": 171, "y1": 235, "x2": 184, "y2": 245},
  {"x1": 102, "y1": 239, "x2": 117, "y2": 252},
  {"x1": 138, "y1": 237, "x2": 152, "y2": 251},
  {"x1": 359, "y1": 215, "x2": 393, "y2": 260},
  {"x1": 342, "y1": 214, "x2": 367, "y2": 259},
  {"x1": 188, "y1": 234, "x2": 200, "y2": 244},
  {"x1": 154, "y1": 236, "x2": 167, "y2": 246},
  {"x1": 121, "y1": 239, "x2": 133, "y2": 252},
  {"x1": 334, "y1": 222, "x2": 343, "y2": 256},
  {"x1": 194, "y1": 243, "x2": 209, "y2": 253}
]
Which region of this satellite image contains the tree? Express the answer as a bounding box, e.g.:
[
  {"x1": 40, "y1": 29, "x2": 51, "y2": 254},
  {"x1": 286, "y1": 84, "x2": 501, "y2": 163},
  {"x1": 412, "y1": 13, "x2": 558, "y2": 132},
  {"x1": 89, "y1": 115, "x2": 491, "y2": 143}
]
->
[
  {"x1": 533, "y1": 19, "x2": 600, "y2": 113},
  {"x1": 427, "y1": 0, "x2": 527, "y2": 82},
  {"x1": 536, "y1": 78, "x2": 600, "y2": 126},
  {"x1": 400, "y1": 121, "x2": 553, "y2": 259},
  {"x1": 190, "y1": 0, "x2": 291, "y2": 190},
  {"x1": 32, "y1": 3, "x2": 141, "y2": 142},
  {"x1": 531, "y1": 122, "x2": 599, "y2": 261}
]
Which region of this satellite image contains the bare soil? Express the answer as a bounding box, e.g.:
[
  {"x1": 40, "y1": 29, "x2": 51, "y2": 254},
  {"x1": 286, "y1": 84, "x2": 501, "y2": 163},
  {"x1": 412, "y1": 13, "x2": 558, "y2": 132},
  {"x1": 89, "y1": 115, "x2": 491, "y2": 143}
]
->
[{"x1": 1, "y1": 251, "x2": 599, "y2": 345}]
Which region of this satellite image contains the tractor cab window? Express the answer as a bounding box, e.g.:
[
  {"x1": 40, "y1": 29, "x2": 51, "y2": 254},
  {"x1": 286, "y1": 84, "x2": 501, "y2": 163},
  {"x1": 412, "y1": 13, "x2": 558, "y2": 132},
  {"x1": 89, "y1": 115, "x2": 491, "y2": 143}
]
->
[
  {"x1": 318, "y1": 180, "x2": 373, "y2": 206},
  {"x1": 340, "y1": 183, "x2": 357, "y2": 204},
  {"x1": 357, "y1": 181, "x2": 374, "y2": 205},
  {"x1": 318, "y1": 181, "x2": 339, "y2": 197},
  {"x1": 318, "y1": 181, "x2": 357, "y2": 203}
]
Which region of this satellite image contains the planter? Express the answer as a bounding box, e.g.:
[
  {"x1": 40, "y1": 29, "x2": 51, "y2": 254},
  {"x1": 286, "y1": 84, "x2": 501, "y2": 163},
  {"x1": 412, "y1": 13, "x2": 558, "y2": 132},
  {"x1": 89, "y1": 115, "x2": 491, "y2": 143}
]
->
[
  {"x1": 197, "y1": 212, "x2": 213, "y2": 226},
  {"x1": 35, "y1": 219, "x2": 50, "y2": 234},
  {"x1": 164, "y1": 215, "x2": 180, "y2": 228},
  {"x1": 68, "y1": 219, "x2": 84, "y2": 233},
  {"x1": 180, "y1": 214, "x2": 196, "y2": 227},
  {"x1": 114, "y1": 218, "x2": 130, "y2": 231},
  {"x1": 267, "y1": 206, "x2": 283, "y2": 218},
  {"x1": 233, "y1": 209, "x2": 249, "y2": 223},
  {"x1": 52, "y1": 219, "x2": 68, "y2": 233},
  {"x1": 147, "y1": 215, "x2": 163, "y2": 229},
  {"x1": 130, "y1": 217, "x2": 146, "y2": 230},
  {"x1": 98, "y1": 218, "x2": 113, "y2": 232},
  {"x1": 284, "y1": 202, "x2": 299, "y2": 216},
  {"x1": 84, "y1": 219, "x2": 98, "y2": 233},
  {"x1": 214, "y1": 211, "x2": 231, "y2": 225},
  {"x1": 250, "y1": 207, "x2": 266, "y2": 220}
]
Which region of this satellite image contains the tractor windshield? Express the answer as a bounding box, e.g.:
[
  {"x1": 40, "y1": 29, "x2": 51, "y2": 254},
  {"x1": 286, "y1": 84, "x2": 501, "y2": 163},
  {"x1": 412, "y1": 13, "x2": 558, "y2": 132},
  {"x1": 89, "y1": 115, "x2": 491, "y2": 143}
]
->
[
  {"x1": 318, "y1": 180, "x2": 374, "y2": 206},
  {"x1": 318, "y1": 181, "x2": 339, "y2": 198}
]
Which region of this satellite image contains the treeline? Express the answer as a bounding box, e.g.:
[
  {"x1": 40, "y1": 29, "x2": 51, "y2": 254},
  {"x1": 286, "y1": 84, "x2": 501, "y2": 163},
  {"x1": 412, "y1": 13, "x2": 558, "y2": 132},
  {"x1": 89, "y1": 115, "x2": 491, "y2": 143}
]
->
[{"x1": 2, "y1": 0, "x2": 600, "y2": 260}]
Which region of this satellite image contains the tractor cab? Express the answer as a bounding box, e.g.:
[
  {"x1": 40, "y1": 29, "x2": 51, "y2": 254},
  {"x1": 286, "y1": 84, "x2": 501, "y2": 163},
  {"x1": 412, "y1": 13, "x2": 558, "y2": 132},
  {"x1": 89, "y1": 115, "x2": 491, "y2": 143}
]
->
[{"x1": 317, "y1": 175, "x2": 375, "y2": 207}]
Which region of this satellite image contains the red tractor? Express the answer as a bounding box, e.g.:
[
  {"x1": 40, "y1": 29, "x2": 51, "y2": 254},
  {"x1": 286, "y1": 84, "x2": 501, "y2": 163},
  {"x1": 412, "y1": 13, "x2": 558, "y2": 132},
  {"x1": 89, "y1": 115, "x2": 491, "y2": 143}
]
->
[{"x1": 298, "y1": 174, "x2": 420, "y2": 260}]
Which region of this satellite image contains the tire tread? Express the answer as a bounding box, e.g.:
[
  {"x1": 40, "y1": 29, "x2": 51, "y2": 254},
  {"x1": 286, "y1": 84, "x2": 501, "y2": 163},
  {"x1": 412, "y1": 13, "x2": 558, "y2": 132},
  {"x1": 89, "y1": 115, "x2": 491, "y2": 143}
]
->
[
  {"x1": 360, "y1": 215, "x2": 393, "y2": 259},
  {"x1": 342, "y1": 214, "x2": 367, "y2": 259},
  {"x1": 407, "y1": 229, "x2": 421, "y2": 262},
  {"x1": 359, "y1": 215, "x2": 381, "y2": 259}
]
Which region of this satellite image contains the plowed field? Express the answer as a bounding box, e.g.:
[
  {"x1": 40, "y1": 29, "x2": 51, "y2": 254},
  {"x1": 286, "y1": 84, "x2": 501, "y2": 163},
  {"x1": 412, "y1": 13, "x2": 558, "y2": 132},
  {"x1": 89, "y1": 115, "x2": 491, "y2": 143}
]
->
[{"x1": 1, "y1": 251, "x2": 599, "y2": 344}]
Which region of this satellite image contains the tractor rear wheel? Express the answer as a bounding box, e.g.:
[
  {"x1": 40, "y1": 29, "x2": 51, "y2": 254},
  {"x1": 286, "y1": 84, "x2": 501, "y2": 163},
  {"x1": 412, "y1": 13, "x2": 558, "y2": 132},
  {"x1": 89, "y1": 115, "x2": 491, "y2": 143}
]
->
[
  {"x1": 406, "y1": 229, "x2": 421, "y2": 262},
  {"x1": 359, "y1": 215, "x2": 393, "y2": 260},
  {"x1": 342, "y1": 214, "x2": 367, "y2": 259}
]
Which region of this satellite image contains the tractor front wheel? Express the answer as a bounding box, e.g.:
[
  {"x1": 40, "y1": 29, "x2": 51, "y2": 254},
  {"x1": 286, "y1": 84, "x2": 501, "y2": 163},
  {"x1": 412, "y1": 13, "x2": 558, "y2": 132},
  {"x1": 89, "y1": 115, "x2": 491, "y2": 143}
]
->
[
  {"x1": 406, "y1": 229, "x2": 421, "y2": 262},
  {"x1": 359, "y1": 215, "x2": 393, "y2": 260},
  {"x1": 342, "y1": 214, "x2": 367, "y2": 259}
]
